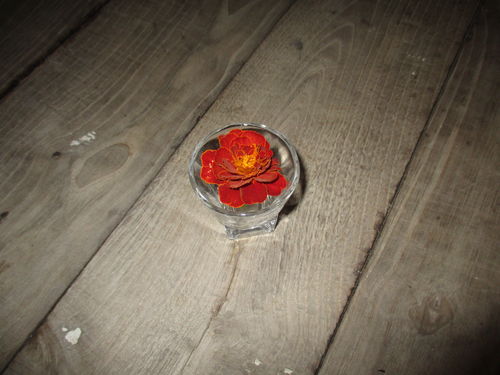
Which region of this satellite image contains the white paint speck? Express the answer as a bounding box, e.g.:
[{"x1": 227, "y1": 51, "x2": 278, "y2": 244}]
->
[
  {"x1": 411, "y1": 71, "x2": 417, "y2": 77},
  {"x1": 64, "y1": 328, "x2": 82, "y2": 345},
  {"x1": 62, "y1": 327, "x2": 68, "y2": 332},
  {"x1": 284, "y1": 368, "x2": 293, "y2": 374},
  {"x1": 70, "y1": 131, "x2": 96, "y2": 146},
  {"x1": 254, "y1": 359, "x2": 262, "y2": 366}
]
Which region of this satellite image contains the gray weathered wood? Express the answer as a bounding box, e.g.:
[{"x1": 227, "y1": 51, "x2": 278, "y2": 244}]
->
[
  {"x1": 318, "y1": 1, "x2": 500, "y2": 374},
  {"x1": 5, "y1": 0, "x2": 480, "y2": 373},
  {"x1": 0, "y1": 0, "x2": 292, "y2": 369},
  {"x1": 0, "y1": 0, "x2": 108, "y2": 94}
]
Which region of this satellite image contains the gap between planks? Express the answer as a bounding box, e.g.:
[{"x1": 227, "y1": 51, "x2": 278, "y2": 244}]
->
[
  {"x1": 179, "y1": 241, "x2": 242, "y2": 373},
  {"x1": 0, "y1": 0, "x2": 111, "y2": 100},
  {"x1": 312, "y1": 2, "x2": 484, "y2": 374},
  {"x1": 0, "y1": 3, "x2": 294, "y2": 373}
]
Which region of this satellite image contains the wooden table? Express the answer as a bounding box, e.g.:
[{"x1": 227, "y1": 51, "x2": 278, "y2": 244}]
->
[{"x1": 1, "y1": 0, "x2": 498, "y2": 374}]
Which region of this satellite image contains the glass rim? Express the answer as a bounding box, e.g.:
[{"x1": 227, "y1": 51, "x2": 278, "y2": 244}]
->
[{"x1": 188, "y1": 122, "x2": 300, "y2": 217}]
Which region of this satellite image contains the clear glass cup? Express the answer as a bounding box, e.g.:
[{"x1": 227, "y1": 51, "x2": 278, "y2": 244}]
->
[{"x1": 188, "y1": 123, "x2": 300, "y2": 239}]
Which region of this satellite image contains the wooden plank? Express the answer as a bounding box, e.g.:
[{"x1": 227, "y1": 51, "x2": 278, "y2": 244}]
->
[
  {"x1": 318, "y1": 2, "x2": 500, "y2": 374},
  {"x1": 0, "y1": 0, "x2": 108, "y2": 94},
  {"x1": 0, "y1": 0, "x2": 293, "y2": 369},
  {"x1": 6, "y1": 0, "x2": 479, "y2": 373}
]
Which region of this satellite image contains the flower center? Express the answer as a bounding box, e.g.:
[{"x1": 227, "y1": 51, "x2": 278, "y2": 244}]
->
[
  {"x1": 233, "y1": 146, "x2": 261, "y2": 175},
  {"x1": 234, "y1": 154, "x2": 257, "y2": 173}
]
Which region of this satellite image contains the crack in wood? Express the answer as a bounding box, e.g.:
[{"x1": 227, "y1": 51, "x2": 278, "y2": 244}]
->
[
  {"x1": 0, "y1": 0, "x2": 296, "y2": 371},
  {"x1": 312, "y1": 2, "x2": 484, "y2": 373},
  {"x1": 0, "y1": 0, "x2": 112, "y2": 101},
  {"x1": 212, "y1": 241, "x2": 241, "y2": 318},
  {"x1": 179, "y1": 240, "x2": 242, "y2": 374}
]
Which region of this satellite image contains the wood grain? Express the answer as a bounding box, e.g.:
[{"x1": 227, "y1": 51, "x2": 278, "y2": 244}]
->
[
  {"x1": 6, "y1": 0, "x2": 480, "y2": 373},
  {"x1": 0, "y1": 0, "x2": 108, "y2": 94},
  {"x1": 0, "y1": 0, "x2": 292, "y2": 369},
  {"x1": 318, "y1": 1, "x2": 500, "y2": 374}
]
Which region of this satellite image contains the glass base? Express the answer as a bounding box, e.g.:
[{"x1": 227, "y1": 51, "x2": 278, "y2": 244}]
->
[{"x1": 225, "y1": 217, "x2": 277, "y2": 239}]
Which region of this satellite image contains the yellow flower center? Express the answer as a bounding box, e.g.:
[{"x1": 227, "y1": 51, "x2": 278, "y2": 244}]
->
[
  {"x1": 233, "y1": 146, "x2": 260, "y2": 174},
  {"x1": 235, "y1": 154, "x2": 256, "y2": 169}
]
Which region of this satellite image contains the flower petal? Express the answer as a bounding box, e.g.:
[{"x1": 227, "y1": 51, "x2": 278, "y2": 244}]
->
[
  {"x1": 219, "y1": 184, "x2": 244, "y2": 208},
  {"x1": 240, "y1": 181, "x2": 268, "y2": 205},
  {"x1": 263, "y1": 159, "x2": 280, "y2": 173},
  {"x1": 226, "y1": 178, "x2": 252, "y2": 188},
  {"x1": 201, "y1": 149, "x2": 217, "y2": 166},
  {"x1": 221, "y1": 158, "x2": 239, "y2": 174},
  {"x1": 265, "y1": 173, "x2": 287, "y2": 196},
  {"x1": 259, "y1": 148, "x2": 273, "y2": 159},
  {"x1": 219, "y1": 129, "x2": 243, "y2": 148},
  {"x1": 200, "y1": 166, "x2": 218, "y2": 184},
  {"x1": 200, "y1": 150, "x2": 218, "y2": 183},
  {"x1": 243, "y1": 130, "x2": 269, "y2": 148},
  {"x1": 254, "y1": 171, "x2": 278, "y2": 183},
  {"x1": 233, "y1": 136, "x2": 253, "y2": 147},
  {"x1": 216, "y1": 169, "x2": 242, "y2": 180},
  {"x1": 213, "y1": 163, "x2": 226, "y2": 180},
  {"x1": 215, "y1": 147, "x2": 233, "y2": 163}
]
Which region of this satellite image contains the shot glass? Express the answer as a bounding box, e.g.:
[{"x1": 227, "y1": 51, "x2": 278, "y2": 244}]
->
[{"x1": 188, "y1": 123, "x2": 300, "y2": 239}]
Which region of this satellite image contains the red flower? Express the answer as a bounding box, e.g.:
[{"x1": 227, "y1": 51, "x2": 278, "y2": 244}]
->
[{"x1": 200, "y1": 129, "x2": 287, "y2": 208}]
